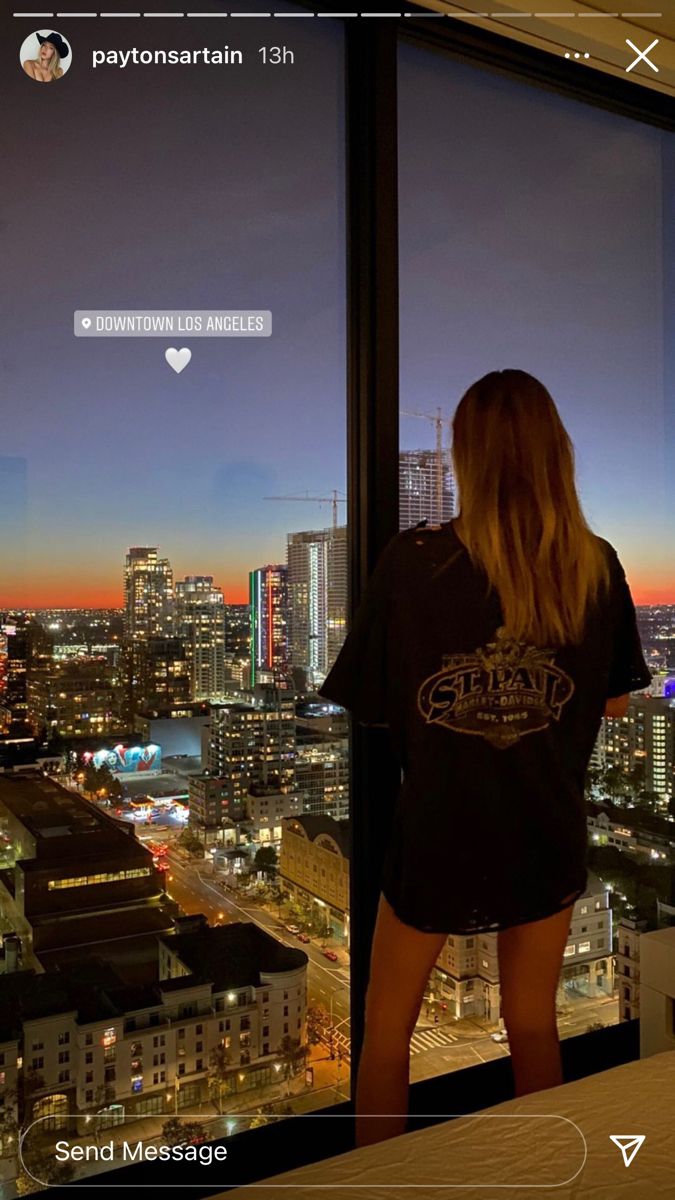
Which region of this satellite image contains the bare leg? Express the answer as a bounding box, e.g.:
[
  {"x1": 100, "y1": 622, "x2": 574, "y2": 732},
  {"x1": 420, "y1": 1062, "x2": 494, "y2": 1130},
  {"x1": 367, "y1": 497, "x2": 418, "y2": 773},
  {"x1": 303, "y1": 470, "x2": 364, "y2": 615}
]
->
[
  {"x1": 497, "y1": 895, "x2": 577, "y2": 1097},
  {"x1": 355, "y1": 893, "x2": 448, "y2": 1148}
]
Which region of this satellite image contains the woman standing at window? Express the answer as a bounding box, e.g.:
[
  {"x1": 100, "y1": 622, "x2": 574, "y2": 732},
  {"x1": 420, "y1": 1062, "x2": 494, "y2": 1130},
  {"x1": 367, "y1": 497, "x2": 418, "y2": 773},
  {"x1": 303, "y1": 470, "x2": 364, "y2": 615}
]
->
[{"x1": 319, "y1": 369, "x2": 651, "y2": 1147}]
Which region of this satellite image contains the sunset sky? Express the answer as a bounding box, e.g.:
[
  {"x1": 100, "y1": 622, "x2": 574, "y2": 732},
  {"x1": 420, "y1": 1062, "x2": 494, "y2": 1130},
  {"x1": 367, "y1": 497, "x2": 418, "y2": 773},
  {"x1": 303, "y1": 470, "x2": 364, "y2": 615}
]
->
[{"x1": 2, "y1": 8, "x2": 673, "y2": 609}]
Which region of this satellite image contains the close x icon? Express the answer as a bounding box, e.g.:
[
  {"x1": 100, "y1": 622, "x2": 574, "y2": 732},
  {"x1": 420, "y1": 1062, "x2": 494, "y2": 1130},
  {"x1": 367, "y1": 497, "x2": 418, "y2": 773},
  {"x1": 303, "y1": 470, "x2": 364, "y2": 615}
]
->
[{"x1": 625, "y1": 38, "x2": 659, "y2": 74}]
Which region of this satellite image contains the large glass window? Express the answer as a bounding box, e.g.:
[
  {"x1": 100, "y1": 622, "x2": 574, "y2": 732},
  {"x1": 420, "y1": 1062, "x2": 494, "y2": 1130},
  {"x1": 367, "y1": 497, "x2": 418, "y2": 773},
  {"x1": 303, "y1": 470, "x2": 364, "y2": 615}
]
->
[{"x1": 398, "y1": 39, "x2": 675, "y2": 1086}]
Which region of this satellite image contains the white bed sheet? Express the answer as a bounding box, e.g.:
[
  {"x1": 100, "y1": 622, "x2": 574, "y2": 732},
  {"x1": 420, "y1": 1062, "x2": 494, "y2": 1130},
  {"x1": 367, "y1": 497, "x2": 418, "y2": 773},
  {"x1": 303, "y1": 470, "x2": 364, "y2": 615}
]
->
[{"x1": 222, "y1": 1048, "x2": 675, "y2": 1198}]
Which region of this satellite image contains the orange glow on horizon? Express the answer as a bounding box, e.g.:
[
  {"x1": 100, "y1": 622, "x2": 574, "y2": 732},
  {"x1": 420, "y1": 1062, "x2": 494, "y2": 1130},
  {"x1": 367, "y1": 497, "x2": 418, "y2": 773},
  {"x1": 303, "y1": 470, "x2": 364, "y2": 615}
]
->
[
  {"x1": 0, "y1": 576, "x2": 673, "y2": 611},
  {"x1": 0, "y1": 583, "x2": 250, "y2": 610},
  {"x1": 632, "y1": 587, "x2": 675, "y2": 607}
]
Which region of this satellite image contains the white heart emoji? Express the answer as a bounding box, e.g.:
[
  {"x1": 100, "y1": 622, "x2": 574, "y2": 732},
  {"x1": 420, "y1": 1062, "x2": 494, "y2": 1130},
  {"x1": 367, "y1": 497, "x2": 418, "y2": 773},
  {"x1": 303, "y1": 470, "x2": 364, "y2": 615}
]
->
[
  {"x1": 165, "y1": 347, "x2": 192, "y2": 374},
  {"x1": 81, "y1": 317, "x2": 91, "y2": 329}
]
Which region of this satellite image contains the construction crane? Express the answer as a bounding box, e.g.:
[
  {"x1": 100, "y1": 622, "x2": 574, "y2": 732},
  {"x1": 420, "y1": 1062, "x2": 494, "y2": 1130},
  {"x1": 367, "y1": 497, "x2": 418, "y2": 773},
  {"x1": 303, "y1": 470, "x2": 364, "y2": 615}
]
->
[
  {"x1": 262, "y1": 489, "x2": 346, "y2": 530},
  {"x1": 400, "y1": 406, "x2": 452, "y2": 524}
]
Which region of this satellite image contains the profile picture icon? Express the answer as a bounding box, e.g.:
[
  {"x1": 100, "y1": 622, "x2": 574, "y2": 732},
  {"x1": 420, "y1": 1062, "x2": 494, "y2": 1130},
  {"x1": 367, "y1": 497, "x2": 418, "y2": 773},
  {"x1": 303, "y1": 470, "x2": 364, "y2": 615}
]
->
[{"x1": 20, "y1": 29, "x2": 72, "y2": 83}]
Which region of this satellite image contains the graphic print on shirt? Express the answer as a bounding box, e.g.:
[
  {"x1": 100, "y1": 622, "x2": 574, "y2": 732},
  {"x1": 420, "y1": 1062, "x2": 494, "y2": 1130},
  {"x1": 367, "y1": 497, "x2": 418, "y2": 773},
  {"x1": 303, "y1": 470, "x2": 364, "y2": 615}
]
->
[{"x1": 417, "y1": 626, "x2": 575, "y2": 749}]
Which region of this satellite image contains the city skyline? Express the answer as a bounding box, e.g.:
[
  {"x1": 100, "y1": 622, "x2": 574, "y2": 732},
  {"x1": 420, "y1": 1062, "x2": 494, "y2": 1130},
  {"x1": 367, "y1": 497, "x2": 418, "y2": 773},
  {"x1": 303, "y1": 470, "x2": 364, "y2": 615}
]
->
[{"x1": 1, "y1": 505, "x2": 672, "y2": 611}]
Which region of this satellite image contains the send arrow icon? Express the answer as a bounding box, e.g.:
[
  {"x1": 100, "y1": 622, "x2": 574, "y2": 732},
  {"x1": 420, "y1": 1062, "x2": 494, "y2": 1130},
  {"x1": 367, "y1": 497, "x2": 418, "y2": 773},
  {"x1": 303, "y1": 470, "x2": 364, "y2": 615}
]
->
[{"x1": 609, "y1": 1135, "x2": 645, "y2": 1167}]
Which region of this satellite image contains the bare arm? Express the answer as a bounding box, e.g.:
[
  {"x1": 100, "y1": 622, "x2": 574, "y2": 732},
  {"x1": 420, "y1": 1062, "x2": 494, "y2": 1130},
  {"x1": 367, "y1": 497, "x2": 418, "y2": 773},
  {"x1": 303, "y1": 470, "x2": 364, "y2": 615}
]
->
[{"x1": 604, "y1": 693, "x2": 629, "y2": 719}]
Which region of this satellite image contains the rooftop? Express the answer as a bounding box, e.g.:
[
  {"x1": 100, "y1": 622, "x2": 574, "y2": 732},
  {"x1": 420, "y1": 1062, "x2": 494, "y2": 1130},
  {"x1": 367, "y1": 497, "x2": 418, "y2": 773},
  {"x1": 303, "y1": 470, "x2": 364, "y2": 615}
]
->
[
  {"x1": 0, "y1": 919, "x2": 308, "y2": 1040},
  {"x1": 32, "y1": 904, "x2": 175, "y2": 955},
  {"x1": 0, "y1": 773, "x2": 150, "y2": 865},
  {"x1": 161, "y1": 917, "x2": 308, "y2": 990},
  {"x1": 0, "y1": 971, "x2": 75, "y2": 1040},
  {"x1": 283, "y1": 812, "x2": 350, "y2": 859}
]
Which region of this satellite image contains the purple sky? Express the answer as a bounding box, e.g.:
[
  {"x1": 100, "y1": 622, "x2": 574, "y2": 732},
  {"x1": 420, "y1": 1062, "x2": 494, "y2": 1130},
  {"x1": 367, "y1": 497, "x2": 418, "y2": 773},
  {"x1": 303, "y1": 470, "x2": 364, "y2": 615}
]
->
[{"x1": 2, "y1": 6, "x2": 673, "y2": 607}]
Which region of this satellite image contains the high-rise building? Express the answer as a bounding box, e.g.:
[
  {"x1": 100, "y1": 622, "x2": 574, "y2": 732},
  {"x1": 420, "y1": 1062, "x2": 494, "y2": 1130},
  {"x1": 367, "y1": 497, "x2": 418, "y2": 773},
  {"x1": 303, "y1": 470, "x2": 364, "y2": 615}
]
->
[
  {"x1": 249, "y1": 565, "x2": 288, "y2": 688},
  {"x1": 2, "y1": 625, "x2": 28, "y2": 732},
  {"x1": 188, "y1": 773, "x2": 241, "y2": 841},
  {"x1": 205, "y1": 686, "x2": 296, "y2": 804},
  {"x1": 123, "y1": 547, "x2": 174, "y2": 641},
  {"x1": 399, "y1": 449, "x2": 455, "y2": 530},
  {"x1": 136, "y1": 637, "x2": 191, "y2": 714},
  {"x1": 28, "y1": 655, "x2": 120, "y2": 739},
  {"x1": 0, "y1": 628, "x2": 7, "y2": 720},
  {"x1": 602, "y1": 695, "x2": 675, "y2": 807},
  {"x1": 123, "y1": 548, "x2": 174, "y2": 717},
  {"x1": 0, "y1": 621, "x2": 31, "y2": 737},
  {"x1": 294, "y1": 737, "x2": 349, "y2": 820},
  {"x1": 175, "y1": 576, "x2": 226, "y2": 701},
  {"x1": 326, "y1": 526, "x2": 347, "y2": 669},
  {"x1": 287, "y1": 527, "x2": 347, "y2": 687}
]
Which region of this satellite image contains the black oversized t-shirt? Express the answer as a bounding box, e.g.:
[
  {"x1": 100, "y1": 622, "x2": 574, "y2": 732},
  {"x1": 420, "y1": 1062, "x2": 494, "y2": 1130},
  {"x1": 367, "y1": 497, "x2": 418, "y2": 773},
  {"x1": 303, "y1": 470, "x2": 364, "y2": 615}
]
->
[{"x1": 317, "y1": 522, "x2": 652, "y2": 934}]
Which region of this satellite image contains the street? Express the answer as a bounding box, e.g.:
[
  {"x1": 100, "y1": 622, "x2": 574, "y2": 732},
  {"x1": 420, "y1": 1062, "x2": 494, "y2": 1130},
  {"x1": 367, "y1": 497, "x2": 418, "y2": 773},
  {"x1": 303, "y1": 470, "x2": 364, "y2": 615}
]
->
[
  {"x1": 164, "y1": 853, "x2": 622, "y2": 1097},
  {"x1": 165, "y1": 852, "x2": 351, "y2": 1030}
]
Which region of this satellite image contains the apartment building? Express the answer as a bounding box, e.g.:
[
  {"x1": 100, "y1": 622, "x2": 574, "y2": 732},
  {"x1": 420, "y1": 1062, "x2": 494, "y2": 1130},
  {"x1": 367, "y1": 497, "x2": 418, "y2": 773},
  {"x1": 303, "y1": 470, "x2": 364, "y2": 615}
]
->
[
  {"x1": 0, "y1": 917, "x2": 308, "y2": 1135},
  {"x1": 278, "y1": 813, "x2": 349, "y2": 946},
  {"x1": 431, "y1": 873, "x2": 615, "y2": 1017},
  {"x1": 616, "y1": 915, "x2": 648, "y2": 1023}
]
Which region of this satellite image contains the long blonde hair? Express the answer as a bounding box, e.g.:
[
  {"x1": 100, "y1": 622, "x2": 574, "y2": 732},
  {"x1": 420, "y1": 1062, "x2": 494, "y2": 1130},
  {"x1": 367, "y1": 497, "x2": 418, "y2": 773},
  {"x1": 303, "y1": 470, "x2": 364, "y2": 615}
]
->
[
  {"x1": 450, "y1": 369, "x2": 610, "y2": 647},
  {"x1": 39, "y1": 41, "x2": 62, "y2": 78}
]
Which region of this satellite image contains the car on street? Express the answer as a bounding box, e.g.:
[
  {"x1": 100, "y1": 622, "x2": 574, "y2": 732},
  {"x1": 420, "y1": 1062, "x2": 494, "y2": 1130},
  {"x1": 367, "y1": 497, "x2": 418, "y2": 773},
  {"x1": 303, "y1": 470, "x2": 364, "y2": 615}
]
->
[
  {"x1": 296, "y1": 932, "x2": 310, "y2": 943},
  {"x1": 323, "y1": 950, "x2": 339, "y2": 962},
  {"x1": 285, "y1": 924, "x2": 300, "y2": 934},
  {"x1": 490, "y1": 1030, "x2": 508, "y2": 1043}
]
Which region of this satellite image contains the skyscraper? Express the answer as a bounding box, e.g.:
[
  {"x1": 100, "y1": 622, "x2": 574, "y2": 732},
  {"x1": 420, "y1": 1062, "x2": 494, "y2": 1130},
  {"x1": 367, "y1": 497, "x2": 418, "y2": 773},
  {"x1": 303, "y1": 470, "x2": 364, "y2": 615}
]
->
[
  {"x1": 124, "y1": 548, "x2": 174, "y2": 641},
  {"x1": 123, "y1": 547, "x2": 174, "y2": 717},
  {"x1": 136, "y1": 636, "x2": 191, "y2": 713},
  {"x1": 175, "y1": 576, "x2": 226, "y2": 701},
  {"x1": 399, "y1": 449, "x2": 455, "y2": 530},
  {"x1": 249, "y1": 565, "x2": 288, "y2": 688},
  {"x1": 205, "y1": 688, "x2": 297, "y2": 802},
  {"x1": 0, "y1": 622, "x2": 30, "y2": 737},
  {"x1": 287, "y1": 527, "x2": 347, "y2": 688}
]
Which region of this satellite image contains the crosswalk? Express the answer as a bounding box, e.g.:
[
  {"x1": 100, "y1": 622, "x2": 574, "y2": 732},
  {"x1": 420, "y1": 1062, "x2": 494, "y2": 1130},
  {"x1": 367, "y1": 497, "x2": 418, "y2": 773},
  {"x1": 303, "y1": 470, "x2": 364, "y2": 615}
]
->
[
  {"x1": 321, "y1": 1026, "x2": 351, "y2": 1062},
  {"x1": 410, "y1": 1026, "x2": 458, "y2": 1056},
  {"x1": 321, "y1": 1023, "x2": 458, "y2": 1061}
]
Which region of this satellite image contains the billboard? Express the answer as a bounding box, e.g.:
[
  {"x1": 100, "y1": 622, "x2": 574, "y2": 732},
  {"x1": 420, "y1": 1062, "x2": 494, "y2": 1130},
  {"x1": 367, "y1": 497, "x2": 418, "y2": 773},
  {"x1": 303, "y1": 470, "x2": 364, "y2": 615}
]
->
[{"x1": 90, "y1": 744, "x2": 161, "y2": 775}]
